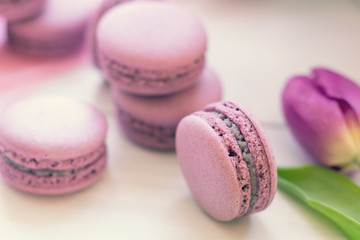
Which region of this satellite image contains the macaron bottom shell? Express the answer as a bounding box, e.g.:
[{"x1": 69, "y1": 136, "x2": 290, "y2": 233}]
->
[
  {"x1": 204, "y1": 101, "x2": 277, "y2": 214},
  {"x1": 0, "y1": 146, "x2": 107, "y2": 195}
]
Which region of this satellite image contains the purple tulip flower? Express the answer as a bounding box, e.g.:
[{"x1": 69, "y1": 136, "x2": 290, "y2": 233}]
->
[{"x1": 282, "y1": 68, "x2": 360, "y2": 170}]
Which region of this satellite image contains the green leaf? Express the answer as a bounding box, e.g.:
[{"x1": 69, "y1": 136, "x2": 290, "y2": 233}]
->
[{"x1": 278, "y1": 165, "x2": 360, "y2": 240}]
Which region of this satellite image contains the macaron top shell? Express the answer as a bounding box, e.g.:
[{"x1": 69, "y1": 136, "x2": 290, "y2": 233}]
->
[
  {"x1": 112, "y1": 67, "x2": 222, "y2": 127},
  {"x1": 0, "y1": 96, "x2": 107, "y2": 160},
  {"x1": 8, "y1": 0, "x2": 102, "y2": 39},
  {"x1": 176, "y1": 114, "x2": 246, "y2": 221},
  {"x1": 97, "y1": 1, "x2": 207, "y2": 69}
]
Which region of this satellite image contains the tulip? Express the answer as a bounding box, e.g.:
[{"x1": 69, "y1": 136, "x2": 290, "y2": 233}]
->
[{"x1": 282, "y1": 68, "x2": 360, "y2": 170}]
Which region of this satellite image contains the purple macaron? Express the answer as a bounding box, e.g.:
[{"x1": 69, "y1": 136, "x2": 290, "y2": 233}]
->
[
  {"x1": 176, "y1": 101, "x2": 277, "y2": 221},
  {"x1": 0, "y1": 96, "x2": 108, "y2": 195},
  {"x1": 97, "y1": 1, "x2": 207, "y2": 95}
]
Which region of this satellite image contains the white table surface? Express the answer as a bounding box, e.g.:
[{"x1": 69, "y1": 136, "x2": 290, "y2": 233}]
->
[{"x1": 1, "y1": 0, "x2": 360, "y2": 239}]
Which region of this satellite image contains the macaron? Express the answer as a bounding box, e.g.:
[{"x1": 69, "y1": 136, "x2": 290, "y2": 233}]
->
[
  {"x1": 7, "y1": 0, "x2": 102, "y2": 57},
  {"x1": 176, "y1": 101, "x2": 277, "y2": 221},
  {"x1": 0, "y1": 0, "x2": 46, "y2": 23},
  {"x1": 97, "y1": 1, "x2": 207, "y2": 96},
  {"x1": 112, "y1": 67, "x2": 222, "y2": 150},
  {"x1": 0, "y1": 96, "x2": 108, "y2": 195}
]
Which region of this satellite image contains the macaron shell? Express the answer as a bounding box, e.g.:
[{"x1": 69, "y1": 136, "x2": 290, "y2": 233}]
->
[
  {"x1": 0, "y1": 150, "x2": 106, "y2": 195},
  {"x1": 0, "y1": 96, "x2": 107, "y2": 160},
  {"x1": 204, "y1": 102, "x2": 277, "y2": 213},
  {"x1": 236, "y1": 106, "x2": 277, "y2": 211},
  {"x1": 97, "y1": 1, "x2": 206, "y2": 69},
  {"x1": 176, "y1": 115, "x2": 245, "y2": 221},
  {"x1": 0, "y1": 0, "x2": 45, "y2": 22},
  {"x1": 91, "y1": 0, "x2": 127, "y2": 66},
  {"x1": 91, "y1": 0, "x2": 163, "y2": 67}
]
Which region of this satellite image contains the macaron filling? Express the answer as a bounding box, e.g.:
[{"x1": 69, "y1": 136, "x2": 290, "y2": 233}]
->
[
  {"x1": 212, "y1": 111, "x2": 258, "y2": 214},
  {"x1": 102, "y1": 54, "x2": 205, "y2": 88},
  {"x1": 0, "y1": 145, "x2": 106, "y2": 177}
]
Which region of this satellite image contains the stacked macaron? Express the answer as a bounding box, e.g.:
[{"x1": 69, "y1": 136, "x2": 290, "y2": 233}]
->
[
  {"x1": 4, "y1": 0, "x2": 102, "y2": 57},
  {"x1": 96, "y1": 1, "x2": 222, "y2": 149}
]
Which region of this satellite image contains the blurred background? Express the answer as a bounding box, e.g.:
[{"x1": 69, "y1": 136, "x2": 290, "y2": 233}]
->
[{"x1": 0, "y1": 0, "x2": 359, "y2": 239}]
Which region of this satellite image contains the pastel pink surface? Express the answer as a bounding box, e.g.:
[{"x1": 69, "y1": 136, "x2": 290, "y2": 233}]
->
[
  {"x1": 7, "y1": 0, "x2": 102, "y2": 56},
  {"x1": 0, "y1": 16, "x2": 89, "y2": 93},
  {"x1": 0, "y1": 96, "x2": 107, "y2": 160},
  {"x1": 176, "y1": 101, "x2": 277, "y2": 221},
  {"x1": 98, "y1": 1, "x2": 206, "y2": 95},
  {"x1": 112, "y1": 67, "x2": 222, "y2": 149},
  {"x1": 0, "y1": 96, "x2": 108, "y2": 195},
  {"x1": 0, "y1": 0, "x2": 45, "y2": 22}
]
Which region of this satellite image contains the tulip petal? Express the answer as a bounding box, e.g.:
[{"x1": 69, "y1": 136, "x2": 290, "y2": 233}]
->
[
  {"x1": 312, "y1": 68, "x2": 360, "y2": 119},
  {"x1": 312, "y1": 68, "x2": 360, "y2": 161},
  {"x1": 282, "y1": 74, "x2": 356, "y2": 167}
]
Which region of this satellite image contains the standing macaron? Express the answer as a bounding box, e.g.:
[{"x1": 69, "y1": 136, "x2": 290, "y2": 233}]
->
[
  {"x1": 112, "y1": 67, "x2": 222, "y2": 150},
  {"x1": 0, "y1": 96, "x2": 108, "y2": 195},
  {"x1": 97, "y1": 1, "x2": 207, "y2": 95},
  {"x1": 0, "y1": 0, "x2": 46, "y2": 23},
  {"x1": 7, "y1": 0, "x2": 102, "y2": 57},
  {"x1": 176, "y1": 101, "x2": 277, "y2": 221}
]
